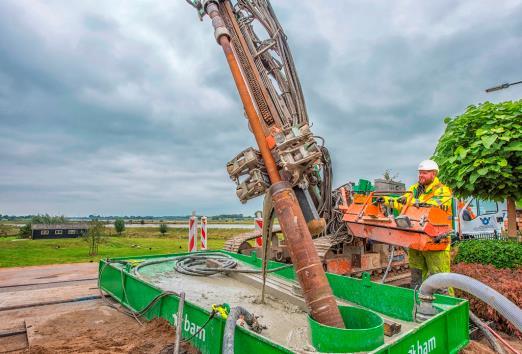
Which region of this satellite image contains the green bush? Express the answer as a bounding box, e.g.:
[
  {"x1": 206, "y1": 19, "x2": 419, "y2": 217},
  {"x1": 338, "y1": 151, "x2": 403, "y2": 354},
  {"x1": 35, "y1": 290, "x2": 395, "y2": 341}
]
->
[
  {"x1": 159, "y1": 223, "x2": 168, "y2": 235},
  {"x1": 454, "y1": 240, "x2": 522, "y2": 269},
  {"x1": 19, "y1": 223, "x2": 32, "y2": 239},
  {"x1": 114, "y1": 218, "x2": 125, "y2": 235}
]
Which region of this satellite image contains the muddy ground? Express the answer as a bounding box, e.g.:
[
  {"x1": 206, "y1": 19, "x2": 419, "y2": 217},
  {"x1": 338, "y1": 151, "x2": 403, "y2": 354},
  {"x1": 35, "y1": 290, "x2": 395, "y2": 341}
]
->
[
  {"x1": 461, "y1": 334, "x2": 522, "y2": 354},
  {"x1": 18, "y1": 307, "x2": 190, "y2": 354}
]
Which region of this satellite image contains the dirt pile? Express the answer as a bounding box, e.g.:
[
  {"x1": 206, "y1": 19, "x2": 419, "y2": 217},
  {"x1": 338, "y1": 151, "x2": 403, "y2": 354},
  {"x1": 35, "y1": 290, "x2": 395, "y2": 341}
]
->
[
  {"x1": 452, "y1": 263, "x2": 522, "y2": 338},
  {"x1": 18, "y1": 306, "x2": 197, "y2": 353}
]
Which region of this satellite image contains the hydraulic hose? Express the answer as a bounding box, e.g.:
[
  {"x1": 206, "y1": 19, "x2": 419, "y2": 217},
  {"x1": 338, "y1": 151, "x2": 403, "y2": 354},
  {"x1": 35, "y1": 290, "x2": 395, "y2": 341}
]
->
[
  {"x1": 222, "y1": 306, "x2": 257, "y2": 354},
  {"x1": 418, "y1": 273, "x2": 522, "y2": 331}
]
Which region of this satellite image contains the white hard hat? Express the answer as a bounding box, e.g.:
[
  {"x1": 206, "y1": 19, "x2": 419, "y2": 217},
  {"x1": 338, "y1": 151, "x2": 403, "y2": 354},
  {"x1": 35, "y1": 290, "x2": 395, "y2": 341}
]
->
[{"x1": 418, "y1": 159, "x2": 439, "y2": 171}]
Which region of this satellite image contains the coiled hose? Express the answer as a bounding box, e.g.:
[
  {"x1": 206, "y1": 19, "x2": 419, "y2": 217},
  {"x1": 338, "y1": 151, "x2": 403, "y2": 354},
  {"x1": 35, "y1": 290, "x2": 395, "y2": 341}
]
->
[
  {"x1": 174, "y1": 253, "x2": 238, "y2": 276},
  {"x1": 133, "y1": 253, "x2": 292, "y2": 278}
]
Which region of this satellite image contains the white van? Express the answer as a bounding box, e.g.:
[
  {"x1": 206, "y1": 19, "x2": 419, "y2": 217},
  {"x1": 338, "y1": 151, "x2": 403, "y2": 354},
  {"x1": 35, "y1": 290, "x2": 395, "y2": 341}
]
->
[{"x1": 455, "y1": 198, "x2": 507, "y2": 240}]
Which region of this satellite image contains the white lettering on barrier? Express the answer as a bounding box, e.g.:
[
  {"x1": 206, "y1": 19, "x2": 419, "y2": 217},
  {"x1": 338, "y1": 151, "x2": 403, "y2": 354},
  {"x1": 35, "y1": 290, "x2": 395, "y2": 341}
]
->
[
  {"x1": 172, "y1": 313, "x2": 206, "y2": 342},
  {"x1": 407, "y1": 336, "x2": 436, "y2": 354}
]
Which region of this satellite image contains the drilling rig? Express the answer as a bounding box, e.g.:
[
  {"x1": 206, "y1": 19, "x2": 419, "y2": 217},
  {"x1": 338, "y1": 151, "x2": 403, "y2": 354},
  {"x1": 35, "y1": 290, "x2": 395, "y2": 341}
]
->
[{"x1": 186, "y1": 0, "x2": 454, "y2": 325}]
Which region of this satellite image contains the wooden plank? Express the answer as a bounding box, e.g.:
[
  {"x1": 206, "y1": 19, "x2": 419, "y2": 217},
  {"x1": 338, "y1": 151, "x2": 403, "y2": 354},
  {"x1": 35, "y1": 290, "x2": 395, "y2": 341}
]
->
[{"x1": 384, "y1": 319, "x2": 402, "y2": 336}]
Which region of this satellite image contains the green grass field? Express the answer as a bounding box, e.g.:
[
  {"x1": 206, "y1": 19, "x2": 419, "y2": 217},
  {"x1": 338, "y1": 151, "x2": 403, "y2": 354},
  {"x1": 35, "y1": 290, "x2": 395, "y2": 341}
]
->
[{"x1": 0, "y1": 227, "x2": 250, "y2": 268}]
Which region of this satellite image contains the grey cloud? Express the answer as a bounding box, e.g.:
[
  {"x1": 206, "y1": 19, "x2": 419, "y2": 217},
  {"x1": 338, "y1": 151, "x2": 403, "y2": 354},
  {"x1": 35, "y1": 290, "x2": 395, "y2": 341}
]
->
[{"x1": 1, "y1": 0, "x2": 521, "y2": 216}]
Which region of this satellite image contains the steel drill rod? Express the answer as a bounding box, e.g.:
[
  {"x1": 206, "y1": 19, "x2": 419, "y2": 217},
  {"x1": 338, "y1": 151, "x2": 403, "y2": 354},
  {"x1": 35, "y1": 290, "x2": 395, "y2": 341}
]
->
[
  {"x1": 206, "y1": 3, "x2": 280, "y2": 183},
  {"x1": 204, "y1": 2, "x2": 344, "y2": 328}
]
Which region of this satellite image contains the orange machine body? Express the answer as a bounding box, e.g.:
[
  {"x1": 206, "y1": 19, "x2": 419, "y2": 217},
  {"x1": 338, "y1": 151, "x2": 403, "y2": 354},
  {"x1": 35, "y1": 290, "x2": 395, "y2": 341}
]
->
[{"x1": 340, "y1": 192, "x2": 452, "y2": 251}]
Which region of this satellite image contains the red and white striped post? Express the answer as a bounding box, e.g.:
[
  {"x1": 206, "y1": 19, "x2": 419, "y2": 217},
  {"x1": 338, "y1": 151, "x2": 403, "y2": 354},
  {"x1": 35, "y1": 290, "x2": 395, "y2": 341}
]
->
[
  {"x1": 200, "y1": 216, "x2": 208, "y2": 250},
  {"x1": 254, "y1": 211, "x2": 263, "y2": 247},
  {"x1": 188, "y1": 211, "x2": 197, "y2": 252}
]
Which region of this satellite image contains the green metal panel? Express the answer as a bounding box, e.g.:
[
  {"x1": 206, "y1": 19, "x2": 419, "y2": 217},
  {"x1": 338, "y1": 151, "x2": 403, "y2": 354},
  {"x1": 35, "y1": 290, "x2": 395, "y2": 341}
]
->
[
  {"x1": 327, "y1": 272, "x2": 418, "y2": 321},
  {"x1": 309, "y1": 305, "x2": 384, "y2": 352},
  {"x1": 353, "y1": 179, "x2": 375, "y2": 194},
  {"x1": 99, "y1": 251, "x2": 469, "y2": 354},
  {"x1": 373, "y1": 302, "x2": 469, "y2": 354}
]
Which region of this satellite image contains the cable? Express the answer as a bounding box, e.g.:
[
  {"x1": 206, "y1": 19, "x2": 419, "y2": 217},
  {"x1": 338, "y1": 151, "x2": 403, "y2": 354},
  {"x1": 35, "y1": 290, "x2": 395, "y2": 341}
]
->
[
  {"x1": 181, "y1": 310, "x2": 216, "y2": 343},
  {"x1": 120, "y1": 266, "x2": 143, "y2": 325},
  {"x1": 98, "y1": 260, "x2": 139, "y2": 321},
  {"x1": 159, "y1": 310, "x2": 217, "y2": 354},
  {"x1": 381, "y1": 246, "x2": 395, "y2": 283},
  {"x1": 313, "y1": 135, "x2": 325, "y2": 147}
]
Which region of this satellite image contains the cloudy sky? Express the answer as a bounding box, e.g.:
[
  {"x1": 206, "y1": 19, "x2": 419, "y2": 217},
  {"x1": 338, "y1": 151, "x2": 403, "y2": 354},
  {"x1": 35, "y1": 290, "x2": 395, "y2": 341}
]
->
[{"x1": 1, "y1": 1, "x2": 521, "y2": 217}]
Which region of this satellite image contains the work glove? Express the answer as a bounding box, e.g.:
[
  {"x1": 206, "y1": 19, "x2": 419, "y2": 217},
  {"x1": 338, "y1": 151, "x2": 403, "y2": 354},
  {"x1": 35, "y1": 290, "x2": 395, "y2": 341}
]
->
[{"x1": 375, "y1": 197, "x2": 385, "y2": 204}]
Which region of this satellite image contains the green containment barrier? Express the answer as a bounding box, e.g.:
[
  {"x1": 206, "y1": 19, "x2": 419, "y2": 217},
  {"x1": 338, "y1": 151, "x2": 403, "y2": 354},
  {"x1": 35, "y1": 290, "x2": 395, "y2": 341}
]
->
[
  {"x1": 309, "y1": 305, "x2": 384, "y2": 353},
  {"x1": 99, "y1": 251, "x2": 470, "y2": 354}
]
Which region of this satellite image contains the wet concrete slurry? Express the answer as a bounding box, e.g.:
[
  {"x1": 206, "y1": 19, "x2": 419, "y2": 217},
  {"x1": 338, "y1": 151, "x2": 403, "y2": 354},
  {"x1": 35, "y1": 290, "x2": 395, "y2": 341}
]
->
[{"x1": 138, "y1": 260, "x2": 313, "y2": 351}]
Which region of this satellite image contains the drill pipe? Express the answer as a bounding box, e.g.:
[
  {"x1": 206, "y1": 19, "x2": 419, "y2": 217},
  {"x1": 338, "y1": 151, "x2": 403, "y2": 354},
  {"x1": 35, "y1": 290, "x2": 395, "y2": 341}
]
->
[
  {"x1": 271, "y1": 182, "x2": 344, "y2": 327},
  {"x1": 204, "y1": 2, "x2": 344, "y2": 328}
]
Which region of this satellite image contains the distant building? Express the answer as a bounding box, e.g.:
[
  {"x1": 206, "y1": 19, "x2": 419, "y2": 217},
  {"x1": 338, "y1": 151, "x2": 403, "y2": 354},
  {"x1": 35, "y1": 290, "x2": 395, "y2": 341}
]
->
[{"x1": 31, "y1": 223, "x2": 89, "y2": 240}]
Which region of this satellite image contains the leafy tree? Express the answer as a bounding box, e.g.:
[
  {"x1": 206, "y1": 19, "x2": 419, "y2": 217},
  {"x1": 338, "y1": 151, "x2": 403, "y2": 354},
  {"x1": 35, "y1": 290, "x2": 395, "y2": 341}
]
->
[
  {"x1": 83, "y1": 220, "x2": 106, "y2": 256},
  {"x1": 114, "y1": 218, "x2": 125, "y2": 235},
  {"x1": 433, "y1": 100, "x2": 522, "y2": 236},
  {"x1": 31, "y1": 214, "x2": 66, "y2": 224},
  {"x1": 159, "y1": 223, "x2": 168, "y2": 236},
  {"x1": 19, "y1": 223, "x2": 32, "y2": 239},
  {"x1": 382, "y1": 169, "x2": 400, "y2": 182}
]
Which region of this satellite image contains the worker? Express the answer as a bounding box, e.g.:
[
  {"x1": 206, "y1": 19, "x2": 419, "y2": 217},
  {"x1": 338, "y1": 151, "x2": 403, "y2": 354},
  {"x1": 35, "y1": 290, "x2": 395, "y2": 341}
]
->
[
  {"x1": 379, "y1": 159, "x2": 454, "y2": 295},
  {"x1": 458, "y1": 199, "x2": 476, "y2": 221}
]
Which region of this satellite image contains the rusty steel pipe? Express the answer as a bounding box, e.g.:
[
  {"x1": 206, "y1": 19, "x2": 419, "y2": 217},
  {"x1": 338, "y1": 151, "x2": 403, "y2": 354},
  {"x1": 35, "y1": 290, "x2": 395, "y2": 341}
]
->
[
  {"x1": 206, "y1": 2, "x2": 280, "y2": 183},
  {"x1": 204, "y1": 2, "x2": 344, "y2": 328},
  {"x1": 271, "y1": 181, "x2": 344, "y2": 328}
]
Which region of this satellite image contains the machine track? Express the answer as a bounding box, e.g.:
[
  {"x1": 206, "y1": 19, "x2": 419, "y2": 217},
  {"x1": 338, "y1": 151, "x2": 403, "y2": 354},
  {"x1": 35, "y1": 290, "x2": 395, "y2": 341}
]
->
[
  {"x1": 313, "y1": 235, "x2": 343, "y2": 262},
  {"x1": 222, "y1": 226, "x2": 282, "y2": 253},
  {"x1": 223, "y1": 229, "x2": 410, "y2": 285},
  {"x1": 223, "y1": 228, "x2": 343, "y2": 262}
]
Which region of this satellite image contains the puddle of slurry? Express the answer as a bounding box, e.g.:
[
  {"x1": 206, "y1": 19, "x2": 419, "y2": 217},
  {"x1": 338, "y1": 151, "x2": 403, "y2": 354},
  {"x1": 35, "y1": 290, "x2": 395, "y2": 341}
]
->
[{"x1": 137, "y1": 261, "x2": 313, "y2": 351}]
